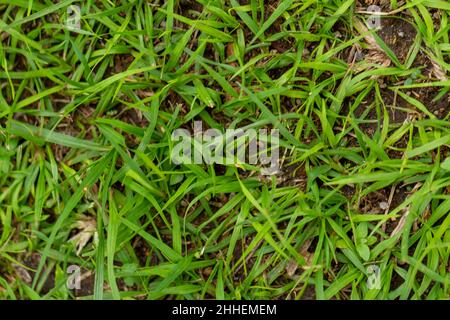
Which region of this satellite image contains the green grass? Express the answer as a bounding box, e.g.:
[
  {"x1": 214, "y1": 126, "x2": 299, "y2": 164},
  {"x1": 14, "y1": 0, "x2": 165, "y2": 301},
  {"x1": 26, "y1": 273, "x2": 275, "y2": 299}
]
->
[{"x1": 0, "y1": 0, "x2": 449, "y2": 300}]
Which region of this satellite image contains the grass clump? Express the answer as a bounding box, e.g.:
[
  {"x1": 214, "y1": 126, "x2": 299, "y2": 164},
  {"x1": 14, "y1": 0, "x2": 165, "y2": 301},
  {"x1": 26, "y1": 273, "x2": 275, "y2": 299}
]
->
[{"x1": 0, "y1": 0, "x2": 449, "y2": 300}]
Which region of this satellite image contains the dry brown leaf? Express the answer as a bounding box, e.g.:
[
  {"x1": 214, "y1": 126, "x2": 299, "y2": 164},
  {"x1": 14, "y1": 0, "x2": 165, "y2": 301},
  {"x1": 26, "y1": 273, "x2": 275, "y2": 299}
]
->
[
  {"x1": 69, "y1": 215, "x2": 97, "y2": 255},
  {"x1": 285, "y1": 239, "x2": 313, "y2": 277},
  {"x1": 12, "y1": 264, "x2": 32, "y2": 284},
  {"x1": 353, "y1": 18, "x2": 391, "y2": 68},
  {"x1": 430, "y1": 58, "x2": 448, "y2": 81},
  {"x1": 390, "y1": 206, "x2": 410, "y2": 237}
]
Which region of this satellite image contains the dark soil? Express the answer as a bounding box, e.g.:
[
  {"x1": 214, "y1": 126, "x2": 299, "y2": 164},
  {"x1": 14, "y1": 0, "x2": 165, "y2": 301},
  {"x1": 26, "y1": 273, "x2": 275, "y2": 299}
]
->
[{"x1": 378, "y1": 18, "x2": 417, "y2": 64}]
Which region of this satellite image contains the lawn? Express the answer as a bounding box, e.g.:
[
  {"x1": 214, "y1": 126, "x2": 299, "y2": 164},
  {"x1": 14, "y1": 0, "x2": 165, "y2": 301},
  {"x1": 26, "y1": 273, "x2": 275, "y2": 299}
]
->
[{"x1": 0, "y1": 0, "x2": 449, "y2": 300}]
